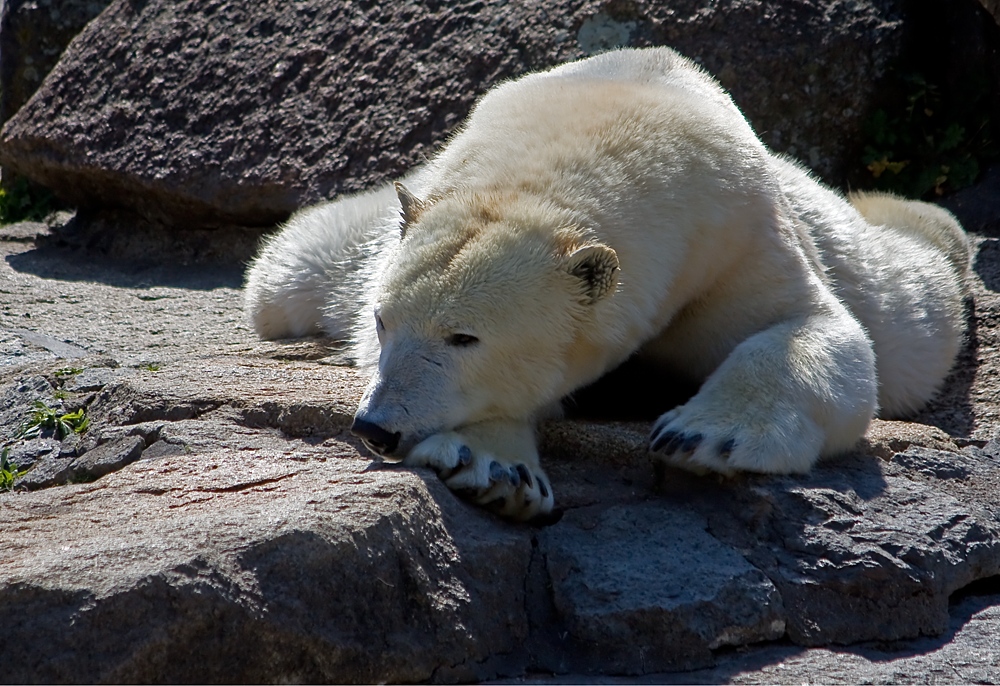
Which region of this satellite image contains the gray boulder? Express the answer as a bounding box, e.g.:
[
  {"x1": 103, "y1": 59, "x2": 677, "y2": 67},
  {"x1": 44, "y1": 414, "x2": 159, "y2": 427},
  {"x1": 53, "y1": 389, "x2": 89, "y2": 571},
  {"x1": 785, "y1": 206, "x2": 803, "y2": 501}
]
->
[
  {"x1": 1, "y1": 0, "x2": 909, "y2": 230},
  {"x1": 0, "y1": 0, "x2": 111, "y2": 127},
  {"x1": 2, "y1": 447, "x2": 534, "y2": 683},
  {"x1": 539, "y1": 503, "x2": 786, "y2": 674}
]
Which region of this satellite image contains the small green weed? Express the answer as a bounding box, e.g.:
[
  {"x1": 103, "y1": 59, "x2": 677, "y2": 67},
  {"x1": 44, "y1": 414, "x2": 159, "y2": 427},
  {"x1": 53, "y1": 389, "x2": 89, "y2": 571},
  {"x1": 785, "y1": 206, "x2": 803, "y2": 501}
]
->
[
  {"x1": 19, "y1": 401, "x2": 90, "y2": 440},
  {"x1": 0, "y1": 448, "x2": 22, "y2": 491},
  {"x1": 0, "y1": 176, "x2": 54, "y2": 224},
  {"x1": 54, "y1": 367, "x2": 83, "y2": 378},
  {"x1": 140, "y1": 363, "x2": 161, "y2": 372},
  {"x1": 860, "y1": 72, "x2": 997, "y2": 198}
]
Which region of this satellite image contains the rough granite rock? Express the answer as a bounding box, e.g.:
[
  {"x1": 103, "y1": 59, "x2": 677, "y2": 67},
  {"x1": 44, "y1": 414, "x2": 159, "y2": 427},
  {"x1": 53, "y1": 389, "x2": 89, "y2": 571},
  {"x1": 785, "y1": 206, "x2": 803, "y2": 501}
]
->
[
  {"x1": 66, "y1": 433, "x2": 145, "y2": 480},
  {"x1": 0, "y1": 0, "x2": 912, "y2": 230},
  {"x1": 691, "y1": 452, "x2": 1000, "y2": 646},
  {"x1": 1, "y1": 447, "x2": 535, "y2": 683},
  {"x1": 0, "y1": 0, "x2": 111, "y2": 127},
  {"x1": 539, "y1": 504, "x2": 786, "y2": 674}
]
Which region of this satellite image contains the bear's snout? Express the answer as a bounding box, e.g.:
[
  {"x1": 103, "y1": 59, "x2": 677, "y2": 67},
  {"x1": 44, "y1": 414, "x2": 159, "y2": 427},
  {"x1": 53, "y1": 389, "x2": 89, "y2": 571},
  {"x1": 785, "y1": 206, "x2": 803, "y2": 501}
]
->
[{"x1": 351, "y1": 416, "x2": 401, "y2": 456}]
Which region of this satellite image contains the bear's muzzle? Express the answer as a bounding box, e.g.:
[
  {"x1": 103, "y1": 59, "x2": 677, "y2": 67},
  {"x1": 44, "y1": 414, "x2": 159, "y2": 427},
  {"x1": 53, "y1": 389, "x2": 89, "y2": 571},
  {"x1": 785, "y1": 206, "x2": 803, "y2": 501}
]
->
[{"x1": 351, "y1": 416, "x2": 402, "y2": 456}]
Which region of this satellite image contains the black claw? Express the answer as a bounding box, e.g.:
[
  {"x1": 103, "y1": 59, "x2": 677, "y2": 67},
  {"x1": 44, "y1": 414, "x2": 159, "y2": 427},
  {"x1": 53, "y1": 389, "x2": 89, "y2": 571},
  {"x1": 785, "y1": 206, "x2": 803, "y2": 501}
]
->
[
  {"x1": 458, "y1": 445, "x2": 472, "y2": 466},
  {"x1": 537, "y1": 476, "x2": 549, "y2": 499},
  {"x1": 720, "y1": 438, "x2": 736, "y2": 458},
  {"x1": 680, "y1": 433, "x2": 703, "y2": 453},
  {"x1": 516, "y1": 464, "x2": 533, "y2": 489},
  {"x1": 651, "y1": 429, "x2": 680, "y2": 453},
  {"x1": 508, "y1": 466, "x2": 521, "y2": 488},
  {"x1": 664, "y1": 432, "x2": 686, "y2": 454},
  {"x1": 489, "y1": 460, "x2": 506, "y2": 483}
]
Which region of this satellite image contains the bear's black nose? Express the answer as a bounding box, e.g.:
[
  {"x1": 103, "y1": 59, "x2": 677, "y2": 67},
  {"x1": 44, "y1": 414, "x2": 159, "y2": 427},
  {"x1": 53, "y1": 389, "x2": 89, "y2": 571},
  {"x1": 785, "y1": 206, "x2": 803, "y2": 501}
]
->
[{"x1": 351, "y1": 417, "x2": 401, "y2": 455}]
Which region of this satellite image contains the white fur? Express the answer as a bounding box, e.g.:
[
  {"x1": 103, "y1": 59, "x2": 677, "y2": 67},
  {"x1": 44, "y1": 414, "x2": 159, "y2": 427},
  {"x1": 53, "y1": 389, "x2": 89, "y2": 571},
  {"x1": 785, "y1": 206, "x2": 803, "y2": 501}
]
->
[{"x1": 244, "y1": 47, "x2": 970, "y2": 520}]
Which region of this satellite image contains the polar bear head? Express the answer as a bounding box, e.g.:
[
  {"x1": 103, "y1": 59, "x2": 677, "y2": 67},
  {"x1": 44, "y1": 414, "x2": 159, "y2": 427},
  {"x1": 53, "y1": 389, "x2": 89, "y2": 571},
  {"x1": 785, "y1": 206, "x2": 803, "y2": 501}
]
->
[{"x1": 351, "y1": 184, "x2": 619, "y2": 458}]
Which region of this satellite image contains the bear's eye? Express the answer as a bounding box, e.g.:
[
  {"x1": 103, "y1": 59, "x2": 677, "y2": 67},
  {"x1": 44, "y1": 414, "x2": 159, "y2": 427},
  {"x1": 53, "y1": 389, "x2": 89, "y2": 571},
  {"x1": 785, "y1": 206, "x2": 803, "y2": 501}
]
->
[{"x1": 446, "y1": 333, "x2": 479, "y2": 347}]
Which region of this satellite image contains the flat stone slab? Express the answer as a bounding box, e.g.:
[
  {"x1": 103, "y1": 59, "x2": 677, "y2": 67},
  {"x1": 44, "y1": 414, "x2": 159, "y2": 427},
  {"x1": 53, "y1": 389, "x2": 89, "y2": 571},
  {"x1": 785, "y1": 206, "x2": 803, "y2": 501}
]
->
[
  {"x1": 540, "y1": 504, "x2": 785, "y2": 673},
  {"x1": 1, "y1": 443, "x2": 534, "y2": 683},
  {"x1": 693, "y1": 453, "x2": 1000, "y2": 645}
]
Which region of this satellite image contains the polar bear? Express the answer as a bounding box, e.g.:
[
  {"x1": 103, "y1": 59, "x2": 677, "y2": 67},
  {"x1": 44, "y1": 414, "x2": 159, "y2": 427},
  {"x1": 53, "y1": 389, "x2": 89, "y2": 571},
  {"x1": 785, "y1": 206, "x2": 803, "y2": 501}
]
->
[{"x1": 244, "y1": 47, "x2": 970, "y2": 521}]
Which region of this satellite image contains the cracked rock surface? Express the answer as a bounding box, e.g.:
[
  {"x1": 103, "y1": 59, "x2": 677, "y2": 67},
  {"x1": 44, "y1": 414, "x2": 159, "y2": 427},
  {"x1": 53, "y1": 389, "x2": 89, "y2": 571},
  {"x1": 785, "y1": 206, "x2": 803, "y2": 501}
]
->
[{"x1": 2, "y1": 184, "x2": 1000, "y2": 682}]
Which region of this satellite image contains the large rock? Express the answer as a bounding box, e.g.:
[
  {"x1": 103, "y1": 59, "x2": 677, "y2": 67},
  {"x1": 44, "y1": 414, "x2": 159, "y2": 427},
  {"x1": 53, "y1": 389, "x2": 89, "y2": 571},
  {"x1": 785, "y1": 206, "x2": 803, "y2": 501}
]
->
[
  {"x1": 0, "y1": 0, "x2": 912, "y2": 230},
  {"x1": 0, "y1": 0, "x2": 111, "y2": 127},
  {"x1": 2, "y1": 148, "x2": 1000, "y2": 681},
  {"x1": 694, "y1": 450, "x2": 1000, "y2": 645},
  {"x1": 539, "y1": 503, "x2": 786, "y2": 674},
  {"x1": 1, "y1": 442, "x2": 534, "y2": 683},
  {"x1": 2, "y1": 353, "x2": 1000, "y2": 681}
]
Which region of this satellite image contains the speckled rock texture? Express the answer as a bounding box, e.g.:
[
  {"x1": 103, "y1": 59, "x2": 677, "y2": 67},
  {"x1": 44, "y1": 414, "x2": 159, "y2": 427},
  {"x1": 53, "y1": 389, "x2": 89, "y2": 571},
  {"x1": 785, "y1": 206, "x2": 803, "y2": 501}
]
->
[
  {"x1": 0, "y1": 0, "x2": 111, "y2": 127},
  {"x1": 1, "y1": 167, "x2": 1000, "y2": 680},
  {"x1": 0, "y1": 0, "x2": 916, "y2": 230}
]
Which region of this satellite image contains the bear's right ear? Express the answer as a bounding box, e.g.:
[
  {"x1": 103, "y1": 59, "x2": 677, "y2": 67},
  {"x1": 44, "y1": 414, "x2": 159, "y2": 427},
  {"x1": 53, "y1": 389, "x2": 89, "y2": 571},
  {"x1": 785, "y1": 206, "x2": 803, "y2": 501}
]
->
[
  {"x1": 395, "y1": 182, "x2": 425, "y2": 238},
  {"x1": 563, "y1": 244, "x2": 619, "y2": 305}
]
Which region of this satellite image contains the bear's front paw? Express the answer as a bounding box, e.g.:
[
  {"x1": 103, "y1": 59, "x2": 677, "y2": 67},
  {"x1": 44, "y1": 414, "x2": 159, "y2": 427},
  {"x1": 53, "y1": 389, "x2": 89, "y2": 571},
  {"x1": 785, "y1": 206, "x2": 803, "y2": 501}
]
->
[
  {"x1": 649, "y1": 402, "x2": 822, "y2": 476},
  {"x1": 403, "y1": 432, "x2": 555, "y2": 522}
]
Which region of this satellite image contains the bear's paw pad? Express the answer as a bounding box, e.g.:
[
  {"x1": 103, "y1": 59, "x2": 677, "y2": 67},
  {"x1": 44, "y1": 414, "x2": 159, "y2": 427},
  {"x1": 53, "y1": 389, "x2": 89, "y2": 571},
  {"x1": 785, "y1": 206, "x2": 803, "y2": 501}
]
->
[{"x1": 404, "y1": 432, "x2": 554, "y2": 521}]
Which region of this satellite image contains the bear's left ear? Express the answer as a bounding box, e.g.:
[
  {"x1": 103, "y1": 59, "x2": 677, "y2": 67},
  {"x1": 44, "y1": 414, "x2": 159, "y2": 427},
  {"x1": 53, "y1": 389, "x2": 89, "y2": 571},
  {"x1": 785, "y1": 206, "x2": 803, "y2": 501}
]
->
[
  {"x1": 563, "y1": 244, "x2": 619, "y2": 304},
  {"x1": 395, "y1": 182, "x2": 426, "y2": 238}
]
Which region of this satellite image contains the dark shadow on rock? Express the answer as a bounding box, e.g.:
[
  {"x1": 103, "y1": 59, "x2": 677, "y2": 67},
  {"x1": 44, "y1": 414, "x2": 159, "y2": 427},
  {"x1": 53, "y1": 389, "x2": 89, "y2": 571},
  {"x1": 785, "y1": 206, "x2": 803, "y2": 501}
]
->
[
  {"x1": 5, "y1": 243, "x2": 245, "y2": 290},
  {"x1": 40, "y1": 209, "x2": 271, "y2": 265},
  {"x1": 941, "y1": 165, "x2": 1000, "y2": 237},
  {"x1": 644, "y1": 579, "x2": 1000, "y2": 683},
  {"x1": 974, "y1": 238, "x2": 1000, "y2": 292}
]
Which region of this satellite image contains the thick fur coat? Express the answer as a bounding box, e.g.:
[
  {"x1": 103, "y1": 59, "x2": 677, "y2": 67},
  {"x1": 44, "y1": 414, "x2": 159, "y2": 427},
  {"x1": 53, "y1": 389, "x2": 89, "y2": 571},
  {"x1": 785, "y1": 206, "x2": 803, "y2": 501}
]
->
[{"x1": 244, "y1": 47, "x2": 970, "y2": 520}]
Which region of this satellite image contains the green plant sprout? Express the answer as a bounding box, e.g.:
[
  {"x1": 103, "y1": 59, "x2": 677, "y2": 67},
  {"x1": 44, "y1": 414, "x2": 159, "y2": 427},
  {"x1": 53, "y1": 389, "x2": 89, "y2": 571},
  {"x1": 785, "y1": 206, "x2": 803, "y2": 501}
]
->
[
  {"x1": 0, "y1": 448, "x2": 22, "y2": 491},
  {"x1": 19, "y1": 401, "x2": 90, "y2": 440}
]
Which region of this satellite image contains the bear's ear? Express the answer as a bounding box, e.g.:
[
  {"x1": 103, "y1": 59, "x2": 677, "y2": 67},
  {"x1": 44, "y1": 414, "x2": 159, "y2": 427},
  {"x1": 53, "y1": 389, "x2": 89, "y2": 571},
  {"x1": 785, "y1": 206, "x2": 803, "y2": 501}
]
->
[
  {"x1": 563, "y1": 244, "x2": 619, "y2": 304},
  {"x1": 395, "y1": 182, "x2": 425, "y2": 237}
]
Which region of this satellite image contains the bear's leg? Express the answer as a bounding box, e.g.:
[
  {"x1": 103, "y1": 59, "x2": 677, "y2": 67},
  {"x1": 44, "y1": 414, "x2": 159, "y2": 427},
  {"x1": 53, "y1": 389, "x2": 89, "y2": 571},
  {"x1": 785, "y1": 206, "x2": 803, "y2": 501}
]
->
[
  {"x1": 403, "y1": 420, "x2": 555, "y2": 521},
  {"x1": 650, "y1": 306, "x2": 878, "y2": 475}
]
